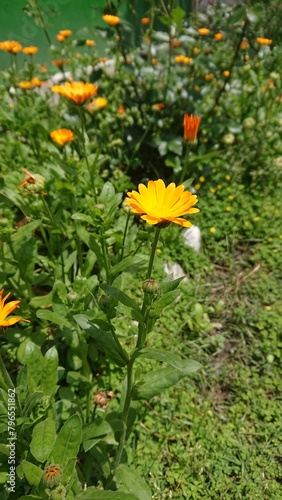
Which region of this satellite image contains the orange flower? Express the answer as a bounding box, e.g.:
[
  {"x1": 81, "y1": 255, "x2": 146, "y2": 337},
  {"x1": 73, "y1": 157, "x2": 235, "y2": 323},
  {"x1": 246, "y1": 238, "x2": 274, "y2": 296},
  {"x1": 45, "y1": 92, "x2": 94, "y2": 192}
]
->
[
  {"x1": 256, "y1": 37, "x2": 272, "y2": 46},
  {"x1": 198, "y1": 28, "x2": 210, "y2": 36},
  {"x1": 214, "y1": 33, "x2": 224, "y2": 41},
  {"x1": 223, "y1": 70, "x2": 230, "y2": 77},
  {"x1": 125, "y1": 179, "x2": 199, "y2": 228},
  {"x1": 193, "y1": 47, "x2": 200, "y2": 54},
  {"x1": 50, "y1": 128, "x2": 74, "y2": 146},
  {"x1": 88, "y1": 97, "x2": 108, "y2": 112},
  {"x1": 18, "y1": 81, "x2": 33, "y2": 90},
  {"x1": 183, "y1": 113, "x2": 201, "y2": 143},
  {"x1": 56, "y1": 34, "x2": 65, "y2": 42},
  {"x1": 118, "y1": 104, "x2": 125, "y2": 115},
  {"x1": 175, "y1": 55, "x2": 193, "y2": 64},
  {"x1": 52, "y1": 81, "x2": 98, "y2": 105},
  {"x1": 205, "y1": 73, "x2": 214, "y2": 81},
  {"x1": 52, "y1": 59, "x2": 67, "y2": 68},
  {"x1": 0, "y1": 40, "x2": 22, "y2": 54},
  {"x1": 31, "y1": 77, "x2": 45, "y2": 87},
  {"x1": 102, "y1": 14, "x2": 120, "y2": 26},
  {"x1": 22, "y1": 46, "x2": 38, "y2": 55},
  {"x1": 152, "y1": 103, "x2": 165, "y2": 112},
  {"x1": 85, "y1": 39, "x2": 95, "y2": 47},
  {"x1": 0, "y1": 289, "x2": 29, "y2": 327},
  {"x1": 172, "y1": 40, "x2": 181, "y2": 48},
  {"x1": 240, "y1": 40, "x2": 250, "y2": 50},
  {"x1": 58, "y1": 29, "x2": 72, "y2": 38},
  {"x1": 141, "y1": 17, "x2": 150, "y2": 25}
]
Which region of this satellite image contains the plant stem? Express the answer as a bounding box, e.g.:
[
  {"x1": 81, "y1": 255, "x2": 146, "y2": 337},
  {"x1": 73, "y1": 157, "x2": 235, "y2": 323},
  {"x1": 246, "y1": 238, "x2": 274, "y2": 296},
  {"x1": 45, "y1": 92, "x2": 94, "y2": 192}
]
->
[
  {"x1": 119, "y1": 211, "x2": 131, "y2": 261},
  {"x1": 179, "y1": 142, "x2": 191, "y2": 184},
  {"x1": 78, "y1": 106, "x2": 97, "y2": 204},
  {"x1": 106, "y1": 358, "x2": 134, "y2": 489},
  {"x1": 146, "y1": 227, "x2": 161, "y2": 279}
]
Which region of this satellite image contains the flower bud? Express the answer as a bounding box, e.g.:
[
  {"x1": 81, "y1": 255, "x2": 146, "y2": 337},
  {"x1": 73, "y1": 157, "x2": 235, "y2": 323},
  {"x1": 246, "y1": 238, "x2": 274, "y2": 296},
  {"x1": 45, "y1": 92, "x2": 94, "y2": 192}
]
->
[
  {"x1": 142, "y1": 278, "x2": 160, "y2": 295},
  {"x1": 50, "y1": 485, "x2": 67, "y2": 500},
  {"x1": 43, "y1": 465, "x2": 63, "y2": 488},
  {"x1": 222, "y1": 133, "x2": 235, "y2": 145}
]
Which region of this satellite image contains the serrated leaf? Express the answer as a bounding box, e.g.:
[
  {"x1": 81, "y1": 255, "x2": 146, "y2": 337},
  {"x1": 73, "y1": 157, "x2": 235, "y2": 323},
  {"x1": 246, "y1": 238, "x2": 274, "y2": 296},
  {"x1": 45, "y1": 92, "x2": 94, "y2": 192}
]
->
[
  {"x1": 76, "y1": 489, "x2": 138, "y2": 500},
  {"x1": 52, "y1": 414, "x2": 82, "y2": 468},
  {"x1": 30, "y1": 417, "x2": 56, "y2": 462},
  {"x1": 116, "y1": 465, "x2": 152, "y2": 500},
  {"x1": 133, "y1": 359, "x2": 201, "y2": 400},
  {"x1": 36, "y1": 309, "x2": 73, "y2": 329},
  {"x1": 21, "y1": 460, "x2": 43, "y2": 486}
]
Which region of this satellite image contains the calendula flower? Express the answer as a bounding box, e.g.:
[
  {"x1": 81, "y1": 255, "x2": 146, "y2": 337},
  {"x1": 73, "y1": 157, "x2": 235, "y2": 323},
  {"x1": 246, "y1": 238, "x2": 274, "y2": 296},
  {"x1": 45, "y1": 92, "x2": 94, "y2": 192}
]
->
[
  {"x1": 52, "y1": 81, "x2": 98, "y2": 105},
  {"x1": 198, "y1": 28, "x2": 210, "y2": 36},
  {"x1": 0, "y1": 289, "x2": 29, "y2": 327},
  {"x1": 0, "y1": 40, "x2": 22, "y2": 54},
  {"x1": 223, "y1": 70, "x2": 230, "y2": 77},
  {"x1": 85, "y1": 39, "x2": 95, "y2": 47},
  {"x1": 88, "y1": 97, "x2": 108, "y2": 112},
  {"x1": 240, "y1": 40, "x2": 250, "y2": 49},
  {"x1": 141, "y1": 17, "x2": 150, "y2": 25},
  {"x1": 152, "y1": 103, "x2": 165, "y2": 112},
  {"x1": 256, "y1": 37, "x2": 272, "y2": 45},
  {"x1": 56, "y1": 34, "x2": 65, "y2": 42},
  {"x1": 50, "y1": 128, "x2": 74, "y2": 146},
  {"x1": 214, "y1": 33, "x2": 224, "y2": 41},
  {"x1": 175, "y1": 55, "x2": 193, "y2": 64},
  {"x1": 102, "y1": 14, "x2": 120, "y2": 26},
  {"x1": 18, "y1": 81, "x2": 33, "y2": 90},
  {"x1": 172, "y1": 40, "x2": 181, "y2": 48},
  {"x1": 193, "y1": 47, "x2": 200, "y2": 54},
  {"x1": 183, "y1": 113, "x2": 201, "y2": 143},
  {"x1": 43, "y1": 465, "x2": 63, "y2": 488},
  {"x1": 205, "y1": 73, "x2": 214, "y2": 81},
  {"x1": 31, "y1": 77, "x2": 45, "y2": 87},
  {"x1": 118, "y1": 104, "x2": 125, "y2": 115},
  {"x1": 58, "y1": 29, "x2": 72, "y2": 38},
  {"x1": 210, "y1": 227, "x2": 216, "y2": 233},
  {"x1": 52, "y1": 59, "x2": 67, "y2": 68},
  {"x1": 125, "y1": 179, "x2": 199, "y2": 228},
  {"x1": 22, "y1": 46, "x2": 38, "y2": 55}
]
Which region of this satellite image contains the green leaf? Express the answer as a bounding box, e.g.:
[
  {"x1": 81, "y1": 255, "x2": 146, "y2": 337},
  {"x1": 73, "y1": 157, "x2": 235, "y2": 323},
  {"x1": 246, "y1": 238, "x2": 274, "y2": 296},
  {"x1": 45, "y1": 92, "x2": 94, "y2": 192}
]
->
[
  {"x1": 110, "y1": 255, "x2": 148, "y2": 278},
  {"x1": 149, "y1": 290, "x2": 180, "y2": 317},
  {"x1": 10, "y1": 220, "x2": 42, "y2": 242},
  {"x1": 52, "y1": 414, "x2": 82, "y2": 468},
  {"x1": 76, "y1": 489, "x2": 138, "y2": 500},
  {"x1": 82, "y1": 420, "x2": 112, "y2": 452},
  {"x1": 74, "y1": 315, "x2": 128, "y2": 367},
  {"x1": 116, "y1": 465, "x2": 152, "y2": 500},
  {"x1": 30, "y1": 417, "x2": 56, "y2": 462},
  {"x1": 29, "y1": 291, "x2": 53, "y2": 309},
  {"x1": 227, "y1": 5, "x2": 246, "y2": 24},
  {"x1": 247, "y1": 4, "x2": 264, "y2": 23},
  {"x1": 21, "y1": 460, "x2": 43, "y2": 486},
  {"x1": 71, "y1": 213, "x2": 95, "y2": 225},
  {"x1": 160, "y1": 275, "x2": 185, "y2": 294},
  {"x1": 100, "y1": 284, "x2": 142, "y2": 315},
  {"x1": 132, "y1": 348, "x2": 183, "y2": 370},
  {"x1": 171, "y1": 7, "x2": 185, "y2": 28},
  {"x1": 36, "y1": 309, "x2": 73, "y2": 329},
  {"x1": 39, "y1": 346, "x2": 58, "y2": 396},
  {"x1": 133, "y1": 359, "x2": 202, "y2": 400},
  {"x1": 25, "y1": 342, "x2": 44, "y2": 391}
]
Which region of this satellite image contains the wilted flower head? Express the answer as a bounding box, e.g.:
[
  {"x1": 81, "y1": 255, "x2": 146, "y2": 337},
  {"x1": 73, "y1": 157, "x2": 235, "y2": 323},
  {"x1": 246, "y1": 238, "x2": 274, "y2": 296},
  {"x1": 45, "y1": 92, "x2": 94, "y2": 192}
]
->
[
  {"x1": 0, "y1": 40, "x2": 22, "y2": 54},
  {"x1": 198, "y1": 28, "x2": 210, "y2": 36},
  {"x1": 19, "y1": 169, "x2": 46, "y2": 193},
  {"x1": 52, "y1": 81, "x2": 98, "y2": 105},
  {"x1": 125, "y1": 179, "x2": 199, "y2": 228},
  {"x1": 0, "y1": 289, "x2": 29, "y2": 327},
  {"x1": 50, "y1": 128, "x2": 74, "y2": 146},
  {"x1": 183, "y1": 113, "x2": 201, "y2": 144},
  {"x1": 256, "y1": 37, "x2": 272, "y2": 45},
  {"x1": 22, "y1": 46, "x2": 38, "y2": 55},
  {"x1": 102, "y1": 14, "x2": 120, "y2": 26}
]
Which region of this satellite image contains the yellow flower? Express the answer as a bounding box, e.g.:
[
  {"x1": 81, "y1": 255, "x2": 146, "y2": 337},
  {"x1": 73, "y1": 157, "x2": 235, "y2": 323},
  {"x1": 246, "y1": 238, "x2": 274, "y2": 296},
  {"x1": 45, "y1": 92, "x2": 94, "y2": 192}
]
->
[
  {"x1": 175, "y1": 55, "x2": 193, "y2": 64},
  {"x1": 58, "y1": 29, "x2": 72, "y2": 38},
  {"x1": 102, "y1": 14, "x2": 120, "y2": 26},
  {"x1": 265, "y1": 306, "x2": 272, "y2": 311},
  {"x1": 0, "y1": 289, "x2": 29, "y2": 327},
  {"x1": 253, "y1": 216, "x2": 260, "y2": 222},
  {"x1": 85, "y1": 39, "x2": 95, "y2": 47},
  {"x1": 199, "y1": 176, "x2": 205, "y2": 183},
  {"x1": 0, "y1": 40, "x2": 22, "y2": 54},
  {"x1": 214, "y1": 33, "x2": 224, "y2": 41},
  {"x1": 50, "y1": 128, "x2": 74, "y2": 146},
  {"x1": 31, "y1": 77, "x2": 45, "y2": 87},
  {"x1": 256, "y1": 37, "x2": 272, "y2": 45},
  {"x1": 141, "y1": 17, "x2": 150, "y2": 25},
  {"x1": 194, "y1": 183, "x2": 201, "y2": 190},
  {"x1": 22, "y1": 45, "x2": 39, "y2": 55},
  {"x1": 228, "y1": 194, "x2": 234, "y2": 200},
  {"x1": 52, "y1": 81, "x2": 98, "y2": 105},
  {"x1": 183, "y1": 113, "x2": 201, "y2": 143},
  {"x1": 193, "y1": 47, "x2": 200, "y2": 54},
  {"x1": 209, "y1": 187, "x2": 215, "y2": 193},
  {"x1": 223, "y1": 70, "x2": 230, "y2": 77},
  {"x1": 198, "y1": 28, "x2": 210, "y2": 36},
  {"x1": 225, "y1": 174, "x2": 231, "y2": 181},
  {"x1": 210, "y1": 227, "x2": 216, "y2": 233},
  {"x1": 56, "y1": 34, "x2": 65, "y2": 42},
  {"x1": 225, "y1": 206, "x2": 231, "y2": 212},
  {"x1": 18, "y1": 81, "x2": 33, "y2": 90},
  {"x1": 88, "y1": 97, "x2": 108, "y2": 112},
  {"x1": 244, "y1": 221, "x2": 250, "y2": 227},
  {"x1": 125, "y1": 179, "x2": 199, "y2": 228},
  {"x1": 205, "y1": 73, "x2": 214, "y2": 81}
]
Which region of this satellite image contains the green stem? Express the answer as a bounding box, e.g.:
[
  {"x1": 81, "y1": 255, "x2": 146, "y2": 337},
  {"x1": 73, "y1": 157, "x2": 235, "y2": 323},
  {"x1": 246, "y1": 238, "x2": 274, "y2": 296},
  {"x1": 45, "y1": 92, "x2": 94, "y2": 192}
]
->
[
  {"x1": 78, "y1": 106, "x2": 97, "y2": 204},
  {"x1": 146, "y1": 227, "x2": 161, "y2": 280},
  {"x1": 106, "y1": 358, "x2": 134, "y2": 489},
  {"x1": 119, "y1": 211, "x2": 131, "y2": 261},
  {"x1": 179, "y1": 142, "x2": 191, "y2": 185},
  {"x1": 100, "y1": 232, "x2": 111, "y2": 285}
]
